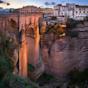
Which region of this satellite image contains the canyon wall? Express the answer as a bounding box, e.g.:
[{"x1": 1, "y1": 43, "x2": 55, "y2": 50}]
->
[{"x1": 41, "y1": 22, "x2": 88, "y2": 78}]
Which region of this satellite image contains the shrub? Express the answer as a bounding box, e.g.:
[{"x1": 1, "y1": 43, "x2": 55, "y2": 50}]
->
[
  {"x1": 67, "y1": 68, "x2": 88, "y2": 87},
  {"x1": 66, "y1": 18, "x2": 79, "y2": 29},
  {"x1": 0, "y1": 56, "x2": 13, "y2": 80},
  {"x1": 1, "y1": 73, "x2": 38, "y2": 88},
  {"x1": 28, "y1": 64, "x2": 35, "y2": 72},
  {"x1": 68, "y1": 30, "x2": 79, "y2": 38}
]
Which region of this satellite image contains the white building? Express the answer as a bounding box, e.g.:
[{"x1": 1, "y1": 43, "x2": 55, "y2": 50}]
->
[
  {"x1": 74, "y1": 5, "x2": 88, "y2": 20},
  {"x1": 54, "y1": 3, "x2": 88, "y2": 20}
]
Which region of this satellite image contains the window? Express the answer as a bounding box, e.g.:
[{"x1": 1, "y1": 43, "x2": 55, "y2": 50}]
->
[
  {"x1": 83, "y1": 10, "x2": 85, "y2": 13},
  {"x1": 76, "y1": 11, "x2": 78, "y2": 14},
  {"x1": 79, "y1": 10, "x2": 81, "y2": 13}
]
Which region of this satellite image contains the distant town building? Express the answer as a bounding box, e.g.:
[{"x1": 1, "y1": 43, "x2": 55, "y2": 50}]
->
[
  {"x1": 15, "y1": 6, "x2": 42, "y2": 14},
  {"x1": 41, "y1": 8, "x2": 54, "y2": 17},
  {"x1": 15, "y1": 6, "x2": 54, "y2": 18},
  {"x1": 54, "y1": 3, "x2": 88, "y2": 20}
]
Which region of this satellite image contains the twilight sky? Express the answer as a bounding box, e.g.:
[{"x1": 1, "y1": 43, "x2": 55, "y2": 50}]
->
[{"x1": 1, "y1": 0, "x2": 88, "y2": 8}]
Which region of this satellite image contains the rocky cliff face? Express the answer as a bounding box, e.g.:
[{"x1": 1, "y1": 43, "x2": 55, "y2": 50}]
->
[
  {"x1": 40, "y1": 22, "x2": 88, "y2": 78},
  {"x1": 2, "y1": 14, "x2": 88, "y2": 78}
]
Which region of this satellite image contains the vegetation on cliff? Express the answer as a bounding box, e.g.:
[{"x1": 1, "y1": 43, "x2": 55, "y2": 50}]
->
[
  {"x1": 67, "y1": 68, "x2": 88, "y2": 88},
  {"x1": 0, "y1": 31, "x2": 40, "y2": 88}
]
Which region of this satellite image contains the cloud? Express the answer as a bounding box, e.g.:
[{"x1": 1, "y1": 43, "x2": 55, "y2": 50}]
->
[{"x1": 0, "y1": 0, "x2": 4, "y2": 3}]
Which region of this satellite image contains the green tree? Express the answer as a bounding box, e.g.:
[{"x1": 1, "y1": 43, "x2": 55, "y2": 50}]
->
[
  {"x1": 0, "y1": 32, "x2": 15, "y2": 80},
  {"x1": 66, "y1": 18, "x2": 80, "y2": 31},
  {"x1": 0, "y1": 73, "x2": 39, "y2": 88},
  {"x1": 0, "y1": 32, "x2": 39, "y2": 88}
]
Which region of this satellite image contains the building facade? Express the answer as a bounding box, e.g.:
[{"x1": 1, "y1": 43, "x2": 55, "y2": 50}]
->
[
  {"x1": 15, "y1": 6, "x2": 54, "y2": 18},
  {"x1": 16, "y1": 6, "x2": 41, "y2": 14},
  {"x1": 54, "y1": 3, "x2": 88, "y2": 20}
]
